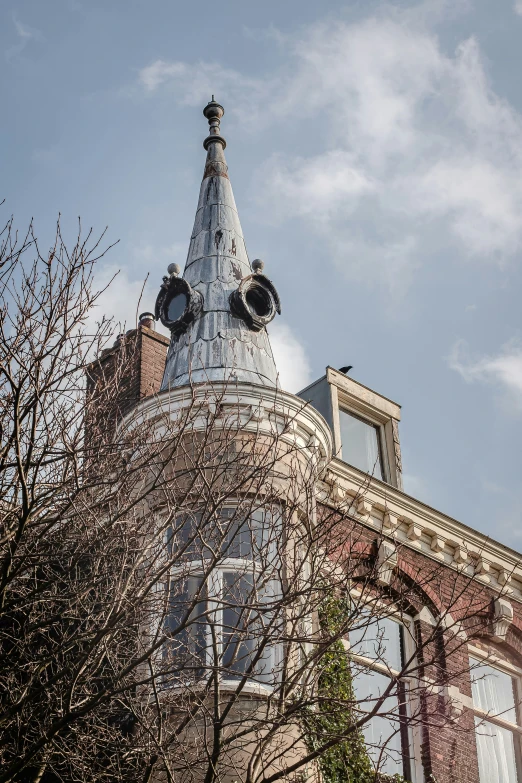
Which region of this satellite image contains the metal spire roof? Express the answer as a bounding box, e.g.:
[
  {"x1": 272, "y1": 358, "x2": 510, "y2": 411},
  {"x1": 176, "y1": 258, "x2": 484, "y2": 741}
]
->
[{"x1": 159, "y1": 98, "x2": 279, "y2": 391}]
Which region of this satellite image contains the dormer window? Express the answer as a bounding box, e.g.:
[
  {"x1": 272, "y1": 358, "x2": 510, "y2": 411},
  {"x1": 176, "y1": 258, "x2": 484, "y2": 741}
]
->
[
  {"x1": 298, "y1": 367, "x2": 403, "y2": 489},
  {"x1": 339, "y1": 409, "x2": 384, "y2": 481}
]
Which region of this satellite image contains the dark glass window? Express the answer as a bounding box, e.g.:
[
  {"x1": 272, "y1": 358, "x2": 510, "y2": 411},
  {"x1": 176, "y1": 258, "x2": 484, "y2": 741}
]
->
[
  {"x1": 339, "y1": 409, "x2": 383, "y2": 480},
  {"x1": 221, "y1": 572, "x2": 279, "y2": 683},
  {"x1": 165, "y1": 507, "x2": 282, "y2": 689},
  {"x1": 167, "y1": 292, "x2": 187, "y2": 322},
  {"x1": 165, "y1": 576, "x2": 207, "y2": 680},
  {"x1": 246, "y1": 286, "x2": 271, "y2": 317},
  {"x1": 167, "y1": 507, "x2": 280, "y2": 564}
]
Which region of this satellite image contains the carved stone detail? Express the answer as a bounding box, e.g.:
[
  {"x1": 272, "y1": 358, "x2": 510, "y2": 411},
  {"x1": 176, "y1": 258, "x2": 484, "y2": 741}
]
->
[
  {"x1": 357, "y1": 497, "x2": 372, "y2": 519},
  {"x1": 382, "y1": 511, "x2": 399, "y2": 533},
  {"x1": 375, "y1": 540, "x2": 398, "y2": 586},
  {"x1": 443, "y1": 684, "x2": 472, "y2": 720},
  {"x1": 407, "y1": 522, "x2": 422, "y2": 542},
  {"x1": 492, "y1": 597, "x2": 514, "y2": 642}
]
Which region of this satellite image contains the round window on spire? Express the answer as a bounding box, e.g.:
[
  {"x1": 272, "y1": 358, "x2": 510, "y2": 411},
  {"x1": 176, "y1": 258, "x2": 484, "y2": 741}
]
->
[
  {"x1": 245, "y1": 287, "x2": 271, "y2": 319},
  {"x1": 167, "y1": 292, "x2": 188, "y2": 322},
  {"x1": 230, "y1": 271, "x2": 281, "y2": 332},
  {"x1": 155, "y1": 273, "x2": 203, "y2": 336}
]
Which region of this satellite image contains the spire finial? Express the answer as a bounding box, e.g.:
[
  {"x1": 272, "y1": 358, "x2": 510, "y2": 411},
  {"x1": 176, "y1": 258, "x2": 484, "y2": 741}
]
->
[{"x1": 203, "y1": 97, "x2": 226, "y2": 150}]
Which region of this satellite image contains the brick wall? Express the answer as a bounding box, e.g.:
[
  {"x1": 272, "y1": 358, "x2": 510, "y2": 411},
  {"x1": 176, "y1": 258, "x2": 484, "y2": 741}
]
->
[{"x1": 85, "y1": 324, "x2": 169, "y2": 446}]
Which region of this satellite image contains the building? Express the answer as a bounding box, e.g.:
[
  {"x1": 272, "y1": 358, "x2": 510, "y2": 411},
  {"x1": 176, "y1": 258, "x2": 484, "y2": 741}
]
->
[{"x1": 98, "y1": 99, "x2": 522, "y2": 783}]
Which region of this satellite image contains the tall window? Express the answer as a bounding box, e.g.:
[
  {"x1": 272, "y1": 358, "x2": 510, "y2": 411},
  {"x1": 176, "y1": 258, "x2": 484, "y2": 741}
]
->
[
  {"x1": 164, "y1": 507, "x2": 282, "y2": 690},
  {"x1": 349, "y1": 613, "x2": 414, "y2": 778},
  {"x1": 470, "y1": 656, "x2": 522, "y2": 783},
  {"x1": 339, "y1": 409, "x2": 384, "y2": 480}
]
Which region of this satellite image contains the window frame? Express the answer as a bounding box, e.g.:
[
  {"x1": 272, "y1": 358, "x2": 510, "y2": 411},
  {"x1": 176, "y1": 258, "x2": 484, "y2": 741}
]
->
[
  {"x1": 468, "y1": 647, "x2": 522, "y2": 782},
  {"x1": 347, "y1": 593, "x2": 421, "y2": 782},
  {"x1": 164, "y1": 504, "x2": 284, "y2": 696},
  {"x1": 332, "y1": 386, "x2": 397, "y2": 485}
]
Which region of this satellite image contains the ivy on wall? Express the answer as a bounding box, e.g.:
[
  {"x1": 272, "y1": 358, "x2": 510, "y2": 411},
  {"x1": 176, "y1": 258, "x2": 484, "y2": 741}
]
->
[{"x1": 304, "y1": 590, "x2": 409, "y2": 783}]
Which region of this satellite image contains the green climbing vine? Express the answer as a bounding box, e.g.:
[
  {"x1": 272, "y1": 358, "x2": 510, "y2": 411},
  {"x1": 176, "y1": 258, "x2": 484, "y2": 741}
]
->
[{"x1": 303, "y1": 589, "x2": 409, "y2": 783}]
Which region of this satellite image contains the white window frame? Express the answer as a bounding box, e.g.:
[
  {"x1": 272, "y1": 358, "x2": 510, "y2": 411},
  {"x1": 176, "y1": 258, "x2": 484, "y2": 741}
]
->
[
  {"x1": 468, "y1": 646, "x2": 522, "y2": 781},
  {"x1": 347, "y1": 591, "x2": 422, "y2": 782}
]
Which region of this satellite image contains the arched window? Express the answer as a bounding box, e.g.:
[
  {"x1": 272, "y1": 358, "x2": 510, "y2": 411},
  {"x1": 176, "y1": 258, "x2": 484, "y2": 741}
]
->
[
  {"x1": 164, "y1": 505, "x2": 282, "y2": 691},
  {"x1": 349, "y1": 607, "x2": 417, "y2": 780}
]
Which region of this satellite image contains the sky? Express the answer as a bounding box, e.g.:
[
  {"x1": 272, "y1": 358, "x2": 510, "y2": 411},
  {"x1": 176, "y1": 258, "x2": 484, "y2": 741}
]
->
[{"x1": 1, "y1": 0, "x2": 522, "y2": 550}]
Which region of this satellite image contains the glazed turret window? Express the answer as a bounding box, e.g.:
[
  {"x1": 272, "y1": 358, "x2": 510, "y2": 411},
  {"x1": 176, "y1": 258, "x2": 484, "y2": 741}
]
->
[
  {"x1": 339, "y1": 409, "x2": 384, "y2": 480},
  {"x1": 164, "y1": 507, "x2": 282, "y2": 690}
]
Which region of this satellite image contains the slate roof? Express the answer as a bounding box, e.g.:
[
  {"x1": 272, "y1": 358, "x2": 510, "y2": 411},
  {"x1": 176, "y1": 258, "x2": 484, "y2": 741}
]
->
[{"x1": 160, "y1": 101, "x2": 279, "y2": 391}]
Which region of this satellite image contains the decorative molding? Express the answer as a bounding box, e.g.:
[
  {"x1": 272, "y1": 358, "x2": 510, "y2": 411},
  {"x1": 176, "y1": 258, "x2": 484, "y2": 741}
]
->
[
  {"x1": 430, "y1": 535, "x2": 445, "y2": 554},
  {"x1": 323, "y1": 459, "x2": 522, "y2": 603},
  {"x1": 473, "y1": 556, "x2": 490, "y2": 581},
  {"x1": 407, "y1": 522, "x2": 422, "y2": 543},
  {"x1": 492, "y1": 597, "x2": 514, "y2": 642},
  {"x1": 375, "y1": 540, "x2": 398, "y2": 586},
  {"x1": 248, "y1": 403, "x2": 266, "y2": 422},
  {"x1": 453, "y1": 545, "x2": 469, "y2": 565},
  {"x1": 121, "y1": 382, "x2": 334, "y2": 487},
  {"x1": 357, "y1": 497, "x2": 372, "y2": 519},
  {"x1": 441, "y1": 613, "x2": 468, "y2": 641},
  {"x1": 382, "y1": 511, "x2": 399, "y2": 533},
  {"x1": 498, "y1": 569, "x2": 513, "y2": 588}
]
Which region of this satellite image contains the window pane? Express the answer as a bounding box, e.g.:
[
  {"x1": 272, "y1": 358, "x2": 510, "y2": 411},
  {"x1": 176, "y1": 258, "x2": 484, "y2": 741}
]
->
[
  {"x1": 221, "y1": 571, "x2": 280, "y2": 684},
  {"x1": 470, "y1": 658, "x2": 518, "y2": 724},
  {"x1": 350, "y1": 615, "x2": 403, "y2": 673},
  {"x1": 475, "y1": 717, "x2": 518, "y2": 783},
  {"x1": 168, "y1": 507, "x2": 281, "y2": 565},
  {"x1": 353, "y1": 668, "x2": 405, "y2": 776},
  {"x1": 339, "y1": 409, "x2": 383, "y2": 479},
  {"x1": 165, "y1": 576, "x2": 207, "y2": 679},
  {"x1": 221, "y1": 507, "x2": 281, "y2": 563}
]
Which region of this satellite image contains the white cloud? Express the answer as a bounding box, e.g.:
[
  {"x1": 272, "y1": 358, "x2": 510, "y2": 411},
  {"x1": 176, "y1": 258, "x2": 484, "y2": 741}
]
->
[
  {"x1": 6, "y1": 16, "x2": 42, "y2": 60},
  {"x1": 137, "y1": 59, "x2": 264, "y2": 117},
  {"x1": 86, "y1": 264, "x2": 169, "y2": 341},
  {"x1": 136, "y1": 2, "x2": 522, "y2": 291},
  {"x1": 514, "y1": 1, "x2": 522, "y2": 17},
  {"x1": 448, "y1": 338, "x2": 522, "y2": 410},
  {"x1": 257, "y1": 151, "x2": 374, "y2": 223},
  {"x1": 268, "y1": 321, "x2": 312, "y2": 393}
]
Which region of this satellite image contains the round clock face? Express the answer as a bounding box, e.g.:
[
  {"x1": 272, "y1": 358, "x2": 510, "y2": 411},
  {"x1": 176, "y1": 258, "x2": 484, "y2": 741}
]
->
[{"x1": 167, "y1": 292, "x2": 188, "y2": 322}]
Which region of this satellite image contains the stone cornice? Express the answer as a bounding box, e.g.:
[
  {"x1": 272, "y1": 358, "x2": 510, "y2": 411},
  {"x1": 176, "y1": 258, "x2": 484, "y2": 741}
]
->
[
  {"x1": 120, "y1": 381, "x2": 333, "y2": 476},
  {"x1": 322, "y1": 458, "x2": 522, "y2": 603}
]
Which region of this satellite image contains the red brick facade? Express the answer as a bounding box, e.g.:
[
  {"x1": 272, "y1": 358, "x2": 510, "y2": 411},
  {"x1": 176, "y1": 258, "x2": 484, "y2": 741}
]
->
[{"x1": 324, "y1": 510, "x2": 522, "y2": 783}]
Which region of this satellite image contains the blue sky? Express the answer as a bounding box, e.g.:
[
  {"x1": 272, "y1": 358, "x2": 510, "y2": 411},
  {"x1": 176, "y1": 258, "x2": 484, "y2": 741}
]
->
[{"x1": 2, "y1": 0, "x2": 522, "y2": 549}]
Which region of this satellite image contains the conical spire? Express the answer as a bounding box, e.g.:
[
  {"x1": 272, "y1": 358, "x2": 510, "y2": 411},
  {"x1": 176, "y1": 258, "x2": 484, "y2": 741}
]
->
[{"x1": 158, "y1": 99, "x2": 280, "y2": 390}]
